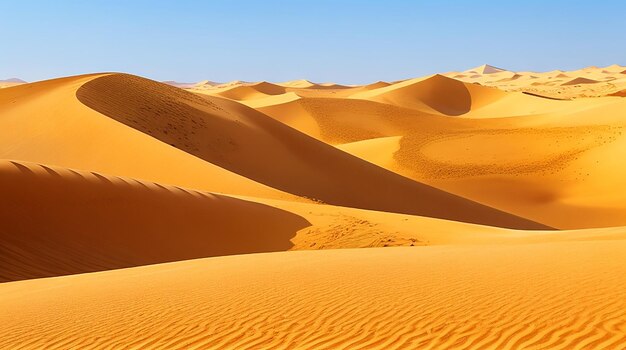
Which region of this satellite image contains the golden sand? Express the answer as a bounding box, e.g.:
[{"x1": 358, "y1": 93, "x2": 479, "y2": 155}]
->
[{"x1": 1, "y1": 66, "x2": 625, "y2": 348}]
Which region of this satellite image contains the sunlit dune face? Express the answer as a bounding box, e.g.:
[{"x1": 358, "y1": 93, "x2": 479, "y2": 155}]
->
[{"x1": 403, "y1": 125, "x2": 622, "y2": 179}]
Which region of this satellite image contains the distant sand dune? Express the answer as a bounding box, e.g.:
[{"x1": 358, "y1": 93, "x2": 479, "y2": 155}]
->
[
  {"x1": 214, "y1": 81, "x2": 287, "y2": 100},
  {"x1": 562, "y1": 77, "x2": 600, "y2": 86},
  {"x1": 442, "y1": 64, "x2": 626, "y2": 99},
  {"x1": 610, "y1": 89, "x2": 626, "y2": 97},
  {"x1": 353, "y1": 74, "x2": 506, "y2": 116}
]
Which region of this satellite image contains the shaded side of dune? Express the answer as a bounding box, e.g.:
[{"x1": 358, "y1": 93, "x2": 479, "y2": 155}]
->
[
  {"x1": 0, "y1": 161, "x2": 310, "y2": 282},
  {"x1": 75, "y1": 74, "x2": 550, "y2": 230}
]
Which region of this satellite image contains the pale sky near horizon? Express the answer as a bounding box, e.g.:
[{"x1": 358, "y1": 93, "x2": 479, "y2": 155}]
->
[{"x1": 2, "y1": 1, "x2": 625, "y2": 84}]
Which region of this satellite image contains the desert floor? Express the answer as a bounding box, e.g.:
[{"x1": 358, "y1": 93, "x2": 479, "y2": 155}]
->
[{"x1": 1, "y1": 65, "x2": 625, "y2": 349}]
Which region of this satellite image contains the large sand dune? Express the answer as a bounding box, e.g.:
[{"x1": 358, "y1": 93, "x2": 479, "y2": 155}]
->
[
  {"x1": 0, "y1": 74, "x2": 291, "y2": 199},
  {"x1": 445, "y1": 64, "x2": 626, "y2": 99},
  {"x1": 2, "y1": 66, "x2": 626, "y2": 349},
  {"x1": 73, "y1": 73, "x2": 544, "y2": 229}
]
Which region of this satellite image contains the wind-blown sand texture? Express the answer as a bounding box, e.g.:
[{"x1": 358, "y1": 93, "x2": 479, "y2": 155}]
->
[{"x1": 1, "y1": 65, "x2": 625, "y2": 349}]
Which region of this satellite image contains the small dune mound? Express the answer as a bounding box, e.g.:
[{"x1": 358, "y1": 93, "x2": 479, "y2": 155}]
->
[
  {"x1": 353, "y1": 74, "x2": 507, "y2": 116},
  {"x1": 279, "y1": 79, "x2": 316, "y2": 88},
  {"x1": 0, "y1": 160, "x2": 310, "y2": 282},
  {"x1": 609, "y1": 89, "x2": 626, "y2": 97},
  {"x1": 465, "y1": 64, "x2": 507, "y2": 75},
  {"x1": 556, "y1": 73, "x2": 570, "y2": 78},
  {"x1": 362, "y1": 81, "x2": 391, "y2": 90},
  {"x1": 497, "y1": 73, "x2": 522, "y2": 82},
  {"x1": 562, "y1": 77, "x2": 599, "y2": 86},
  {"x1": 216, "y1": 81, "x2": 286, "y2": 100}
]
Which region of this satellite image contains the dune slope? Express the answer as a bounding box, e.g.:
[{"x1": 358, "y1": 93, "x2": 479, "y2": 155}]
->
[
  {"x1": 352, "y1": 74, "x2": 507, "y2": 116},
  {"x1": 0, "y1": 160, "x2": 309, "y2": 282},
  {"x1": 1, "y1": 242, "x2": 625, "y2": 349},
  {"x1": 0, "y1": 74, "x2": 290, "y2": 199}
]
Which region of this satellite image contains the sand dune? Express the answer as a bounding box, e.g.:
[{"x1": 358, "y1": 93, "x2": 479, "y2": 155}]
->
[
  {"x1": 75, "y1": 73, "x2": 546, "y2": 229},
  {"x1": 2, "y1": 242, "x2": 625, "y2": 349},
  {"x1": 445, "y1": 64, "x2": 626, "y2": 99},
  {"x1": 610, "y1": 89, "x2": 626, "y2": 97},
  {"x1": 361, "y1": 80, "x2": 391, "y2": 90},
  {"x1": 3, "y1": 66, "x2": 626, "y2": 349},
  {"x1": 212, "y1": 81, "x2": 287, "y2": 100},
  {"x1": 278, "y1": 79, "x2": 316, "y2": 88},
  {"x1": 352, "y1": 74, "x2": 507, "y2": 116},
  {"x1": 0, "y1": 160, "x2": 310, "y2": 282},
  {"x1": 0, "y1": 74, "x2": 292, "y2": 199},
  {"x1": 562, "y1": 77, "x2": 600, "y2": 86}
]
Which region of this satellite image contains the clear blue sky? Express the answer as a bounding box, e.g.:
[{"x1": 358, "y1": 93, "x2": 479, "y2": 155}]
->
[{"x1": 2, "y1": 1, "x2": 625, "y2": 84}]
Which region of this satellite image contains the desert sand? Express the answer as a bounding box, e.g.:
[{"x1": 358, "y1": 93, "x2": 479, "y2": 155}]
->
[{"x1": 1, "y1": 65, "x2": 625, "y2": 349}]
